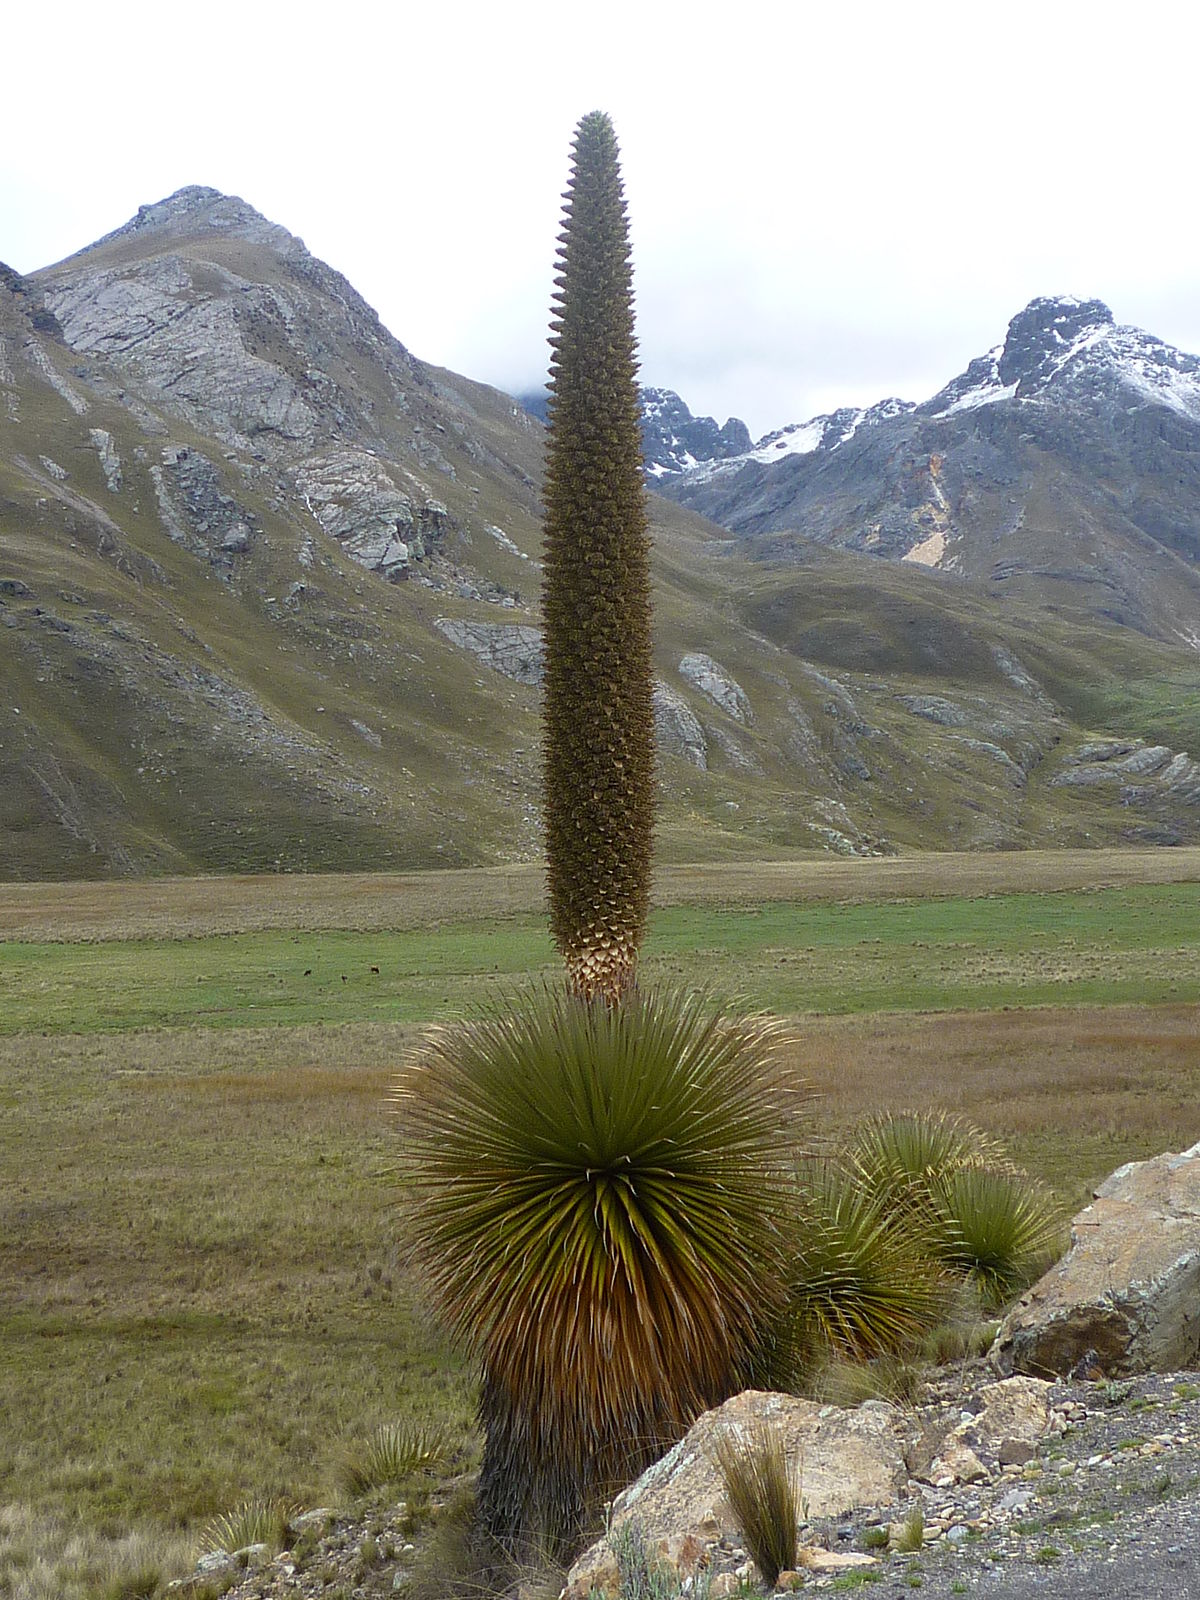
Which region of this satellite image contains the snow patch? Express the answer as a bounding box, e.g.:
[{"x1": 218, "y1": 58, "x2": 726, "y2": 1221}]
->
[{"x1": 943, "y1": 380, "x2": 1018, "y2": 415}]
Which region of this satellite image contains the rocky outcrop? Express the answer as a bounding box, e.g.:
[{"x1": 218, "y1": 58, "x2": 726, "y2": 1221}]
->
[
  {"x1": 992, "y1": 1142, "x2": 1200, "y2": 1378},
  {"x1": 652, "y1": 683, "x2": 707, "y2": 769},
  {"x1": 678, "y1": 653, "x2": 753, "y2": 724},
  {"x1": 296, "y1": 450, "x2": 426, "y2": 579},
  {"x1": 150, "y1": 446, "x2": 256, "y2": 568},
  {"x1": 564, "y1": 1379, "x2": 1062, "y2": 1600},
  {"x1": 565, "y1": 1389, "x2": 908, "y2": 1597},
  {"x1": 433, "y1": 619, "x2": 545, "y2": 684},
  {"x1": 89, "y1": 428, "x2": 122, "y2": 492}
]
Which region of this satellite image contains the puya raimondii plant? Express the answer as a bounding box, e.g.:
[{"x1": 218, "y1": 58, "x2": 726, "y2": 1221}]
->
[
  {"x1": 541, "y1": 109, "x2": 656, "y2": 1006},
  {"x1": 393, "y1": 113, "x2": 808, "y2": 1565}
]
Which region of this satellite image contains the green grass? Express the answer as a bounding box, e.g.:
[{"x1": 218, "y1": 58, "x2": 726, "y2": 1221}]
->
[{"x1": 3, "y1": 882, "x2": 1200, "y2": 1034}]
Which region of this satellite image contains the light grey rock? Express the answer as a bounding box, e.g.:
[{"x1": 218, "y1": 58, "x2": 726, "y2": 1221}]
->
[
  {"x1": 678, "y1": 652, "x2": 753, "y2": 723},
  {"x1": 89, "y1": 427, "x2": 122, "y2": 491},
  {"x1": 992, "y1": 1142, "x2": 1200, "y2": 1377},
  {"x1": 898, "y1": 694, "x2": 968, "y2": 726},
  {"x1": 1052, "y1": 742, "x2": 1195, "y2": 799},
  {"x1": 42, "y1": 253, "x2": 320, "y2": 449},
  {"x1": 434, "y1": 619, "x2": 544, "y2": 684},
  {"x1": 652, "y1": 682, "x2": 707, "y2": 769},
  {"x1": 297, "y1": 450, "x2": 419, "y2": 579},
  {"x1": 951, "y1": 736, "x2": 1026, "y2": 785},
  {"x1": 26, "y1": 341, "x2": 90, "y2": 413},
  {"x1": 194, "y1": 1551, "x2": 235, "y2": 1574},
  {"x1": 707, "y1": 723, "x2": 764, "y2": 775},
  {"x1": 39, "y1": 455, "x2": 68, "y2": 481}
]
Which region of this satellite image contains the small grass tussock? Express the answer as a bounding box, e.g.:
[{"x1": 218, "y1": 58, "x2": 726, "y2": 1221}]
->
[
  {"x1": 609, "y1": 1519, "x2": 713, "y2": 1599},
  {"x1": 712, "y1": 1421, "x2": 798, "y2": 1589},
  {"x1": 334, "y1": 1420, "x2": 455, "y2": 1499},
  {"x1": 807, "y1": 1354, "x2": 926, "y2": 1409},
  {"x1": 0, "y1": 1503, "x2": 194, "y2": 1600},
  {"x1": 197, "y1": 1496, "x2": 296, "y2": 1557},
  {"x1": 894, "y1": 1508, "x2": 925, "y2": 1553}
]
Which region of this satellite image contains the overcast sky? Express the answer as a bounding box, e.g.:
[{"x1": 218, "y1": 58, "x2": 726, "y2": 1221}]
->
[{"x1": 5, "y1": 1, "x2": 1198, "y2": 440}]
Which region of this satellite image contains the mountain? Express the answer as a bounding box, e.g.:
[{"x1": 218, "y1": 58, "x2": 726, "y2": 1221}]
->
[
  {"x1": 519, "y1": 384, "x2": 752, "y2": 477},
  {"x1": 5, "y1": 191, "x2": 1200, "y2": 879},
  {"x1": 654, "y1": 297, "x2": 1200, "y2": 652}
]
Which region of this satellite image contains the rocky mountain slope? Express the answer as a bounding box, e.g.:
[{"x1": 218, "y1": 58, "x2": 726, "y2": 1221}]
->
[
  {"x1": 5, "y1": 190, "x2": 1200, "y2": 878},
  {"x1": 656, "y1": 297, "x2": 1200, "y2": 653}
]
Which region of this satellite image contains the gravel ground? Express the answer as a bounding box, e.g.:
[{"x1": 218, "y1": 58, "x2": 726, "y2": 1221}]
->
[{"x1": 791, "y1": 1370, "x2": 1200, "y2": 1598}]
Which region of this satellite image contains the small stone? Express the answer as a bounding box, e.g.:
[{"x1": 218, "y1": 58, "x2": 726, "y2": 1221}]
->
[
  {"x1": 946, "y1": 1525, "x2": 970, "y2": 1546},
  {"x1": 709, "y1": 1577, "x2": 739, "y2": 1599},
  {"x1": 195, "y1": 1552, "x2": 234, "y2": 1575},
  {"x1": 997, "y1": 1438, "x2": 1036, "y2": 1466},
  {"x1": 997, "y1": 1488, "x2": 1033, "y2": 1514},
  {"x1": 797, "y1": 1548, "x2": 878, "y2": 1572}
]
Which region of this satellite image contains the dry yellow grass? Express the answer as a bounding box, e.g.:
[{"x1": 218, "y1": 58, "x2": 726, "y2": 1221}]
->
[{"x1": 796, "y1": 1003, "x2": 1200, "y2": 1205}]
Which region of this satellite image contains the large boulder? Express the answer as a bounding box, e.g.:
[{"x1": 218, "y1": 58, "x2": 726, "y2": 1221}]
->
[
  {"x1": 992, "y1": 1141, "x2": 1200, "y2": 1377},
  {"x1": 564, "y1": 1389, "x2": 910, "y2": 1598}
]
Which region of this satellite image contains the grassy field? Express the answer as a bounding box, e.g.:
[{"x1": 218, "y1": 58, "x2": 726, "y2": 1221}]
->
[{"x1": 3, "y1": 852, "x2": 1200, "y2": 1595}]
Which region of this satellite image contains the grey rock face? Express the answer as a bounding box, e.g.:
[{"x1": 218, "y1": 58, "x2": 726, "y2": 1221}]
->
[
  {"x1": 433, "y1": 620, "x2": 545, "y2": 684},
  {"x1": 898, "y1": 694, "x2": 968, "y2": 727},
  {"x1": 89, "y1": 428, "x2": 122, "y2": 491},
  {"x1": 993, "y1": 1143, "x2": 1200, "y2": 1377},
  {"x1": 639, "y1": 387, "x2": 752, "y2": 476},
  {"x1": 150, "y1": 446, "x2": 257, "y2": 566},
  {"x1": 678, "y1": 652, "x2": 753, "y2": 723},
  {"x1": 652, "y1": 683, "x2": 707, "y2": 769},
  {"x1": 43, "y1": 254, "x2": 321, "y2": 449},
  {"x1": 296, "y1": 450, "x2": 419, "y2": 578},
  {"x1": 1051, "y1": 740, "x2": 1200, "y2": 804}
]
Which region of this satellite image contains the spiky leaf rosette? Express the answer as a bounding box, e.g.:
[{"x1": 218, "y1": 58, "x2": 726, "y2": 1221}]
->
[
  {"x1": 541, "y1": 111, "x2": 655, "y2": 1004},
  {"x1": 390, "y1": 986, "x2": 808, "y2": 1552},
  {"x1": 760, "y1": 1160, "x2": 949, "y2": 1381}
]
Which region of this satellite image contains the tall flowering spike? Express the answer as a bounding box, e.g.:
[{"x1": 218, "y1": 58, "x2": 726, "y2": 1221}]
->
[{"x1": 542, "y1": 110, "x2": 655, "y2": 1004}]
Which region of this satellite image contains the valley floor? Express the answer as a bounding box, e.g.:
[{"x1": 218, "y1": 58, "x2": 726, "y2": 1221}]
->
[{"x1": 3, "y1": 850, "x2": 1200, "y2": 1597}]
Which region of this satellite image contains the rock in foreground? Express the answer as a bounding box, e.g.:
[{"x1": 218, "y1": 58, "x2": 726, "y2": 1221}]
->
[{"x1": 993, "y1": 1141, "x2": 1200, "y2": 1378}]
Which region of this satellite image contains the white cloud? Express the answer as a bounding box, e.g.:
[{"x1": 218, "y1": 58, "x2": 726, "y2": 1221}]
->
[{"x1": 4, "y1": 0, "x2": 1198, "y2": 439}]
